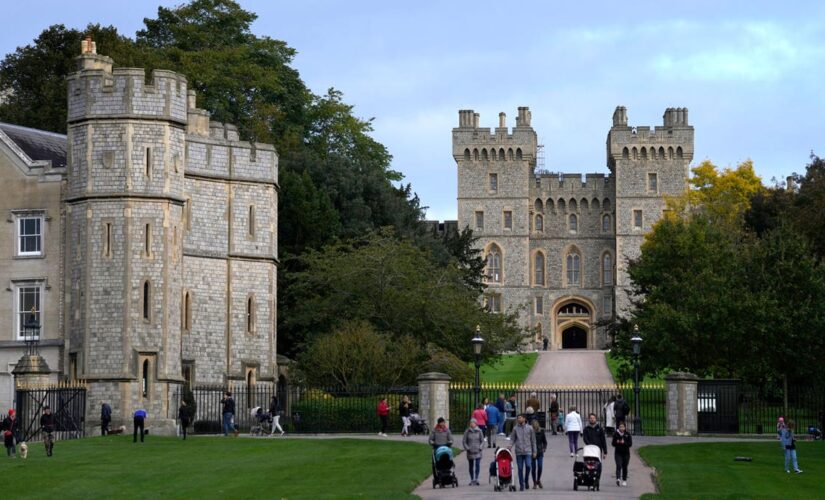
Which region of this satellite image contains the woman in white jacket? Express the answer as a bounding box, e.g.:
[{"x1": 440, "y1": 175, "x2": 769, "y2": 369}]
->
[{"x1": 564, "y1": 405, "x2": 583, "y2": 457}]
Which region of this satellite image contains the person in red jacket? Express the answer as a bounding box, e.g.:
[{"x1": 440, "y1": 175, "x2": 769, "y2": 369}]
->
[{"x1": 377, "y1": 398, "x2": 390, "y2": 437}]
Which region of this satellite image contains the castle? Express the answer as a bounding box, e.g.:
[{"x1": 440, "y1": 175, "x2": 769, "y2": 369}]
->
[
  {"x1": 452, "y1": 106, "x2": 693, "y2": 349},
  {"x1": 0, "y1": 40, "x2": 278, "y2": 430}
]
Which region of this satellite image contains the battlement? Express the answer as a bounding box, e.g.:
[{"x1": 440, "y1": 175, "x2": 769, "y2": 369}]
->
[
  {"x1": 453, "y1": 107, "x2": 537, "y2": 162},
  {"x1": 606, "y1": 105, "x2": 694, "y2": 169},
  {"x1": 185, "y1": 125, "x2": 278, "y2": 185},
  {"x1": 533, "y1": 172, "x2": 614, "y2": 193}
]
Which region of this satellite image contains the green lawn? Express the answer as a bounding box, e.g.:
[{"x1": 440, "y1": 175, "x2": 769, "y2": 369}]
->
[
  {"x1": 605, "y1": 351, "x2": 664, "y2": 384},
  {"x1": 640, "y1": 441, "x2": 823, "y2": 499},
  {"x1": 478, "y1": 352, "x2": 538, "y2": 384},
  {"x1": 5, "y1": 436, "x2": 433, "y2": 499}
]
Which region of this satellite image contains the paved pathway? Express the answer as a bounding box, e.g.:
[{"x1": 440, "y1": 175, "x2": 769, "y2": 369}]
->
[{"x1": 524, "y1": 350, "x2": 615, "y2": 386}]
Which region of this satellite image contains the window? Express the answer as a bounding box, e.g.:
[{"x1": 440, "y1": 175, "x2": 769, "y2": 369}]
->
[
  {"x1": 144, "y1": 223, "x2": 152, "y2": 257},
  {"x1": 602, "y1": 253, "x2": 613, "y2": 286},
  {"x1": 503, "y1": 211, "x2": 512, "y2": 230},
  {"x1": 566, "y1": 252, "x2": 581, "y2": 286},
  {"x1": 17, "y1": 215, "x2": 43, "y2": 257},
  {"x1": 535, "y1": 214, "x2": 543, "y2": 232},
  {"x1": 69, "y1": 353, "x2": 78, "y2": 380},
  {"x1": 142, "y1": 359, "x2": 150, "y2": 398},
  {"x1": 603, "y1": 294, "x2": 613, "y2": 317},
  {"x1": 185, "y1": 199, "x2": 193, "y2": 231},
  {"x1": 489, "y1": 173, "x2": 498, "y2": 192},
  {"x1": 485, "y1": 294, "x2": 502, "y2": 313},
  {"x1": 142, "y1": 281, "x2": 151, "y2": 322},
  {"x1": 15, "y1": 283, "x2": 42, "y2": 340},
  {"x1": 648, "y1": 173, "x2": 658, "y2": 193},
  {"x1": 485, "y1": 245, "x2": 502, "y2": 283},
  {"x1": 534, "y1": 252, "x2": 545, "y2": 286},
  {"x1": 246, "y1": 296, "x2": 255, "y2": 333},
  {"x1": 602, "y1": 214, "x2": 611, "y2": 233},
  {"x1": 633, "y1": 210, "x2": 643, "y2": 229},
  {"x1": 475, "y1": 211, "x2": 484, "y2": 230},
  {"x1": 569, "y1": 214, "x2": 578, "y2": 233},
  {"x1": 248, "y1": 205, "x2": 256, "y2": 237},
  {"x1": 102, "y1": 222, "x2": 112, "y2": 258},
  {"x1": 182, "y1": 290, "x2": 192, "y2": 332},
  {"x1": 535, "y1": 296, "x2": 544, "y2": 315},
  {"x1": 145, "y1": 147, "x2": 152, "y2": 177}
]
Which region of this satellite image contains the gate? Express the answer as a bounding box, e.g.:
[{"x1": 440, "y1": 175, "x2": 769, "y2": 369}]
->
[
  {"x1": 698, "y1": 380, "x2": 740, "y2": 433},
  {"x1": 15, "y1": 384, "x2": 87, "y2": 442}
]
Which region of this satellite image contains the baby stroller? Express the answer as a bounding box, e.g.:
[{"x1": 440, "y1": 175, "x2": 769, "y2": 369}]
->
[
  {"x1": 573, "y1": 445, "x2": 602, "y2": 491},
  {"x1": 249, "y1": 406, "x2": 272, "y2": 436},
  {"x1": 489, "y1": 447, "x2": 516, "y2": 492},
  {"x1": 808, "y1": 426, "x2": 823, "y2": 440},
  {"x1": 409, "y1": 413, "x2": 429, "y2": 435},
  {"x1": 432, "y1": 446, "x2": 458, "y2": 488}
]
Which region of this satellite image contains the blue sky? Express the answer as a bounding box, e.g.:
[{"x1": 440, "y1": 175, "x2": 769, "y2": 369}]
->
[{"x1": 3, "y1": 1, "x2": 824, "y2": 220}]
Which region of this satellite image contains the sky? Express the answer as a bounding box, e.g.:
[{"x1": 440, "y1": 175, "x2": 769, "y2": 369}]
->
[{"x1": 2, "y1": 1, "x2": 824, "y2": 220}]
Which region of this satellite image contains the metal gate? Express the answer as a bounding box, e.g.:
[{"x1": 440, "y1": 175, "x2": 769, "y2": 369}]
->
[
  {"x1": 15, "y1": 384, "x2": 87, "y2": 442},
  {"x1": 698, "y1": 380, "x2": 740, "y2": 433}
]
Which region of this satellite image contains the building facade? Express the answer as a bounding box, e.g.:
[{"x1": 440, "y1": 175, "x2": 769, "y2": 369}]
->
[
  {"x1": 453, "y1": 106, "x2": 692, "y2": 349},
  {"x1": 0, "y1": 40, "x2": 279, "y2": 430}
]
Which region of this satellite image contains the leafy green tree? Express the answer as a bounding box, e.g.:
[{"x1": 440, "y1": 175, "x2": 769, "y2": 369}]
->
[{"x1": 790, "y1": 154, "x2": 825, "y2": 259}]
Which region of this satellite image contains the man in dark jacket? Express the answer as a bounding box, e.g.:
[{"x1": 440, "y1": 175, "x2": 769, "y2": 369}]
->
[
  {"x1": 582, "y1": 413, "x2": 608, "y2": 458},
  {"x1": 614, "y1": 394, "x2": 630, "y2": 425},
  {"x1": 101, "y1": 401, "x2": 112, "y2": 436},
  {"x1": 220, "y1": 391, "x2": 236, "y2": 436},
  {"x1": 548, "y1": 395, "x2": 560, "y2": 435},
  {"x1": 40, "y1": 406, "x2": 56, "y2": 456}
]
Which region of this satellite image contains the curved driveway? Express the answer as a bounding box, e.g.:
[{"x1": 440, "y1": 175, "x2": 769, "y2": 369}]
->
[{"x1": 524, "y1": 350, "x2": 615, "y2": 386}]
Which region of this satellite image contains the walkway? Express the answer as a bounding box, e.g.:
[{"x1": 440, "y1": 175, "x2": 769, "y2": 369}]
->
[{"x1": 524, "y1": 350, "x2": 615, "y2": 386}]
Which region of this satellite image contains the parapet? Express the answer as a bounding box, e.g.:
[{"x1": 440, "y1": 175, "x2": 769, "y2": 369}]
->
[
  {"x1": 453, "y1": 107, "x2": 537, "y2": 161},
  {"x1": 606, "y1": 106, "x2": 694, "y2": 169}
]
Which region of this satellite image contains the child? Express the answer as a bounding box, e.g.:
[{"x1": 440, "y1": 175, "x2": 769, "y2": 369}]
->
[
  {"x1": 780, "y1": 420, "x2": 803, "y2": 474},
  {"x1": 612, "y1": 421, "x2": 633, "y2": 487}
]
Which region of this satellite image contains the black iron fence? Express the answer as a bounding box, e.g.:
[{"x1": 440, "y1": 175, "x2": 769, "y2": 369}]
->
[
  {"x1": 176, "y1": 384, "x2": 419, "y2": 434},
  {"x1": 739, "y1": 385, "x2": 825, "y2": 435},
  {"x1": 449, "y1": 383, "x2": 667, "y2": 436},
  {"x1": 13, "y1": 383, "x2": 87, "y2": 442}
]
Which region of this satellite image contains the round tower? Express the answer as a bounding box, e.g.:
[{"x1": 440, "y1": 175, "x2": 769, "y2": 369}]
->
[{"x1": 64, "y1": 38, "x2": 187, "y2": 432}]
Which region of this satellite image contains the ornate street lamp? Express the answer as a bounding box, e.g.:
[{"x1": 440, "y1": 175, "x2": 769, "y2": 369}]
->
[
  {"x1": 472, "y1": 325, "x2": 485, "y2": 411},
  {"x1": 631, "y1": 325, "x2": 643, "y2": 436},
  {"x1": 23, "y1": 306, "x2": 41, "y2": 355}
]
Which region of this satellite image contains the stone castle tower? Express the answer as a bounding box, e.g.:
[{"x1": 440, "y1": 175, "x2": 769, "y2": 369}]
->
[
  {"x1": 453, "y1": 106, "x2": 692, "y2": 349},
  {"x1": 64, "y1": 39, "x2": 278, "y2": 431}
]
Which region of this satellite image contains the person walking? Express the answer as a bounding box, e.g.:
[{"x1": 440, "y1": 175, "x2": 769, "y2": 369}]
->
[
  {"x1": 462, "y1": 418, "x2": 485, "y2": 486},
  {"x1": 526, "y1": 392, "x2": 541, "y2": 413},
  {"x1": 603, "y1": 396, "x2": 616, "y2": 437},
  {"x1": 133, "y1": 408, "x2": 147, "y2": 443},
  {"x1": 376, "y1": 397, "x2": 390, "y2": 437},
  {"x1": 495, "y1": 393, "x2": 507, "y2": 435},
  {"x1": 40, "y1": 406, "x2": 55, "y2": 456},
  {"x1": 428, "y1": 417, "x2": 453, "y2": 450},
  {"x1": 2, "y1": 409, "x2": 20, "y2": 458},
  {"x1": 220, "y1": 391, "x2": 236, "y2": 436},
  {"x1": 781, "y1": 420, "x2": 803, "y2": 474},
  {"x1": 509, "y1": 414, "x2": 537, "y2": 491},
  {"x1": 471, "y1": 403, "x2": 487, "y2": 443},
  {"x1": 530, "y1": 419, "x2": 547, "y2": 489},
  {"x1": 178, "y1": 401, "x2": 190, "y2": 440},
  {"x1": 548, "y1": 394, "x2": 560, "y2": 436},
  {"x1": 613, "y1": 394, "x2": 630, "y2": 426},
  {"x1": 485, "y1": 399, "x2": 501, "y2": 448},
  {"x1": 399, "y1": 396, "x2": 412, "y2": 437},
  {"x1": 101, "y1": 401, "x2": 112, "y2": 436},
  {"x1": 583, "y1": 412, "x2": 608, "y2": 478},
  {"x1": 612, "y1": 421, "x2": 633, "y2": 486},
  {"x1": 269, "y1": 395, "x2": 285, "y2": 436},
  {"x1": 542, "y1": 337, "x2": 549, "y2": 351},
  {"x1": 564, "y1": 405, "x2": 583, "y2": 457}
]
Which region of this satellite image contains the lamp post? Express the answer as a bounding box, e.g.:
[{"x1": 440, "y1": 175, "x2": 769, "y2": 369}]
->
[
  {"x1": 23, "y1": 306, "x2": 41, "y2": 356},
  {"x1": 631, "y1": 325, "x2": 643, "y2": 436},
  {"x1": 472, "y1": 325, "x2": 484, "y2": 411}
]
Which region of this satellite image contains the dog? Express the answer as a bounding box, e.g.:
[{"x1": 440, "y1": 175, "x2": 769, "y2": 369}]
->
[
  {"x1": 19, "y1": 442, "x2": 28, "y2": 459},
  {"x1": 108, "y1": 425, "x2": 127, "y2": 435}
]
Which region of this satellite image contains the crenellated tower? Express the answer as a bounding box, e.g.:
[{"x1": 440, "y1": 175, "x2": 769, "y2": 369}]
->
[{"x1": 607, "y1": 106, "x2": 693, "y2": 316}]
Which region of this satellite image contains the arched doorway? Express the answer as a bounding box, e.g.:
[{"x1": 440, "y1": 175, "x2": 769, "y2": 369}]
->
[{"x1": 562, "y1": 326, "x2": 588, "y2": 349}]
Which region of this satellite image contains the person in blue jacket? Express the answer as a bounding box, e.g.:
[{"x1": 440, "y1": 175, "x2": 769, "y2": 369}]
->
[
  {"x1": 495, "y1": 393, "x2": 507, "y2": 434},
  {"x1": 133, "y1": 408, "x2": 147, "y2": 443},
  {"x1": 780, "y1": 420, "x2": 803, "y2": 474},
  {"x1": 485, "y1": 400, "x2": 501, "y2": 448}
]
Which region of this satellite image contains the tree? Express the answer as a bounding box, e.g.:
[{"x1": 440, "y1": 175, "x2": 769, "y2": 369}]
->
[{"x1": 790, "y1": 154, "x2": 825, "y2": 259}]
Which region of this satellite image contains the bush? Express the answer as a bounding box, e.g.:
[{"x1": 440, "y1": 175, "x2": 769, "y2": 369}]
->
[{"x1": 193, "y1": 420, "x2": 222, "y2": 434}]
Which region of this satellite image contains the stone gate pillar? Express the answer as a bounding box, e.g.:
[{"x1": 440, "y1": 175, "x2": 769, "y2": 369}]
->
[
  {"x1": 12, "y1": 354, "x2": 56, "y2": 388},
  {"x1": 665, "y1": 372, "x2": 699, "y2": 436},
  {"x1": 417, "y1": 372, "x2": 451, "y2": 429}
]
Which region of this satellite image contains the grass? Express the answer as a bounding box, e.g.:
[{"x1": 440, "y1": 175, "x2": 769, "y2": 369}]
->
[
  {"x1": 639, "y1": 441, "x2": 824, "y2": 499},
  {"x1": 478, "y1": 352, "x2": 538, "y2": 384},
  {"x1": 4, "y1": 436, "x2": 433, "y2": 499},
  {"x1": 605, "y1": 351, "x2": 665, "y2": 384}
]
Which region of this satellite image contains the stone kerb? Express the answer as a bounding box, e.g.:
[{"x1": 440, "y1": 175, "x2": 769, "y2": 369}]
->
[
  {"x1": 665, "y1": 371, "x2": 699, "y2": 436},
  {"x1": 417, "y1": 372, "x2": 451, "y2": 429}
]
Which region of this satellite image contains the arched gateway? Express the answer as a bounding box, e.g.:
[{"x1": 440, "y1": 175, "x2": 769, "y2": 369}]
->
[{"x1": 553, "y1": 299, "x2": 594, "y2": 349}]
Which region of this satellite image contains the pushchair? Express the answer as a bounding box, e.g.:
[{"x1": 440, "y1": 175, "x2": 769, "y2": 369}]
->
[
  {"x1": 432, "y1": 446, "x2": 458, "y2": 488},
  {"x1": 573, "y1": 445, "x2": 602, "y2": 491},
  {"x1": 249, "y1": 406, "x2": 272, "y2": 436},
  {"x1": 409, "y1": 412, "x2": 429, "y2": 435},
  {"x1": 489, "y1": 447, "x2": 516, "y2": 492},
  {"x1": 808, "y1": 426, "x2": 823, "y2": 440}
]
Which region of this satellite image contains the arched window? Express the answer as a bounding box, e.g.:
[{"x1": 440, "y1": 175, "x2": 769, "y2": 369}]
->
[
  {"x1": 651, "y1": 147, "x2": 657, "y2": 159},
  {"x1": 516, "y1": 148, "x2": 522, "y2": 160},
  {"x1": 640, "y1": 147, "x2": 648, "y2": 160},
  {"x1": 566, "y1": 251, "x2": 581, "y2": 286},
  {"x1": 569, "y1": 214, "x2": 578, "y2": 233},
  {"x1": 668, "y1": 146, "x2": 674, "y2": 159},
  {"x1": 602, "y1": 214, "x2": 611, "y2": 233},
  {"x1": 603, "y1": 198, "x2": 611, "y2": 212},
  {"x1": 246, "y1": 369, "x2": 256, "y2": 408},
  {"x1": 569, "y1": 198, "x2": 577, "y2": 212},
  {"x1": 581, "y1": 198, "x2": 589, "y2": 212},
  {"x1": 463, "y1": 148, "x2": 470, "y2": 161},
  {"x1": 499, "y1": 148, "x2": 505, "y2": 160},
  {"x1": 182, "y1": 290, "x2": 192, "y2": 332},
  {"x1": 622, "y1": 147, "x2": 629, "y2": 160},
  {"x1": 535, "y1": 214, "x2": 543, "y2": 232},
  {"x1": 592, "y1": 198, "x2": 600, "y2": 212},
  {"x1": 534, "y1": 252, "x2": 545, "y2": 286},
  {"x1": 482, "y1": 148, "x2": 488, "y2": 161},
  {"x1": 676, "y1": 146, "x2": 683, "y2": 159},
  {"x1": 632, "y1": 147, "x2": 638, "y2": 160},
  {"x1": 558, "y1": 199, "x2": 566, "y2": 213},
  {"x1": 142, "y1": 281, "x2": 151, "y2": 321},
  {"x1": 659, "y1": 146, "x2": 665, "y2": 159},
  {"x1": 491, "y1": 148, "x2": 497, "y2": 161},
  {"x1": 246, "y1": 296, "x2": 255, "y2": 333},
  {"x1": 142, "y1": 359, "x2": 149, "y2": 398},
  {"x1": 602, "y1": 253, "x2": 613, "y2": 286},
  {"x1": 546, "y1": 199, "x2": 555, "y2": 213},
  {"x1": 508, "y1": 148, "x2": 514, "y2": 160},
  {"x1": 144, "y1": 223, "x2": 151, "y2": 257},
  {"x1": 473, "y1": 148, "x2": 479, "y2": 160},
  {"x1": 534, "y1": 199, "x2": 543, "y2": 212},
  {"x1": 485, "y1": 244, "x2": 502, "y2": 283}
]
